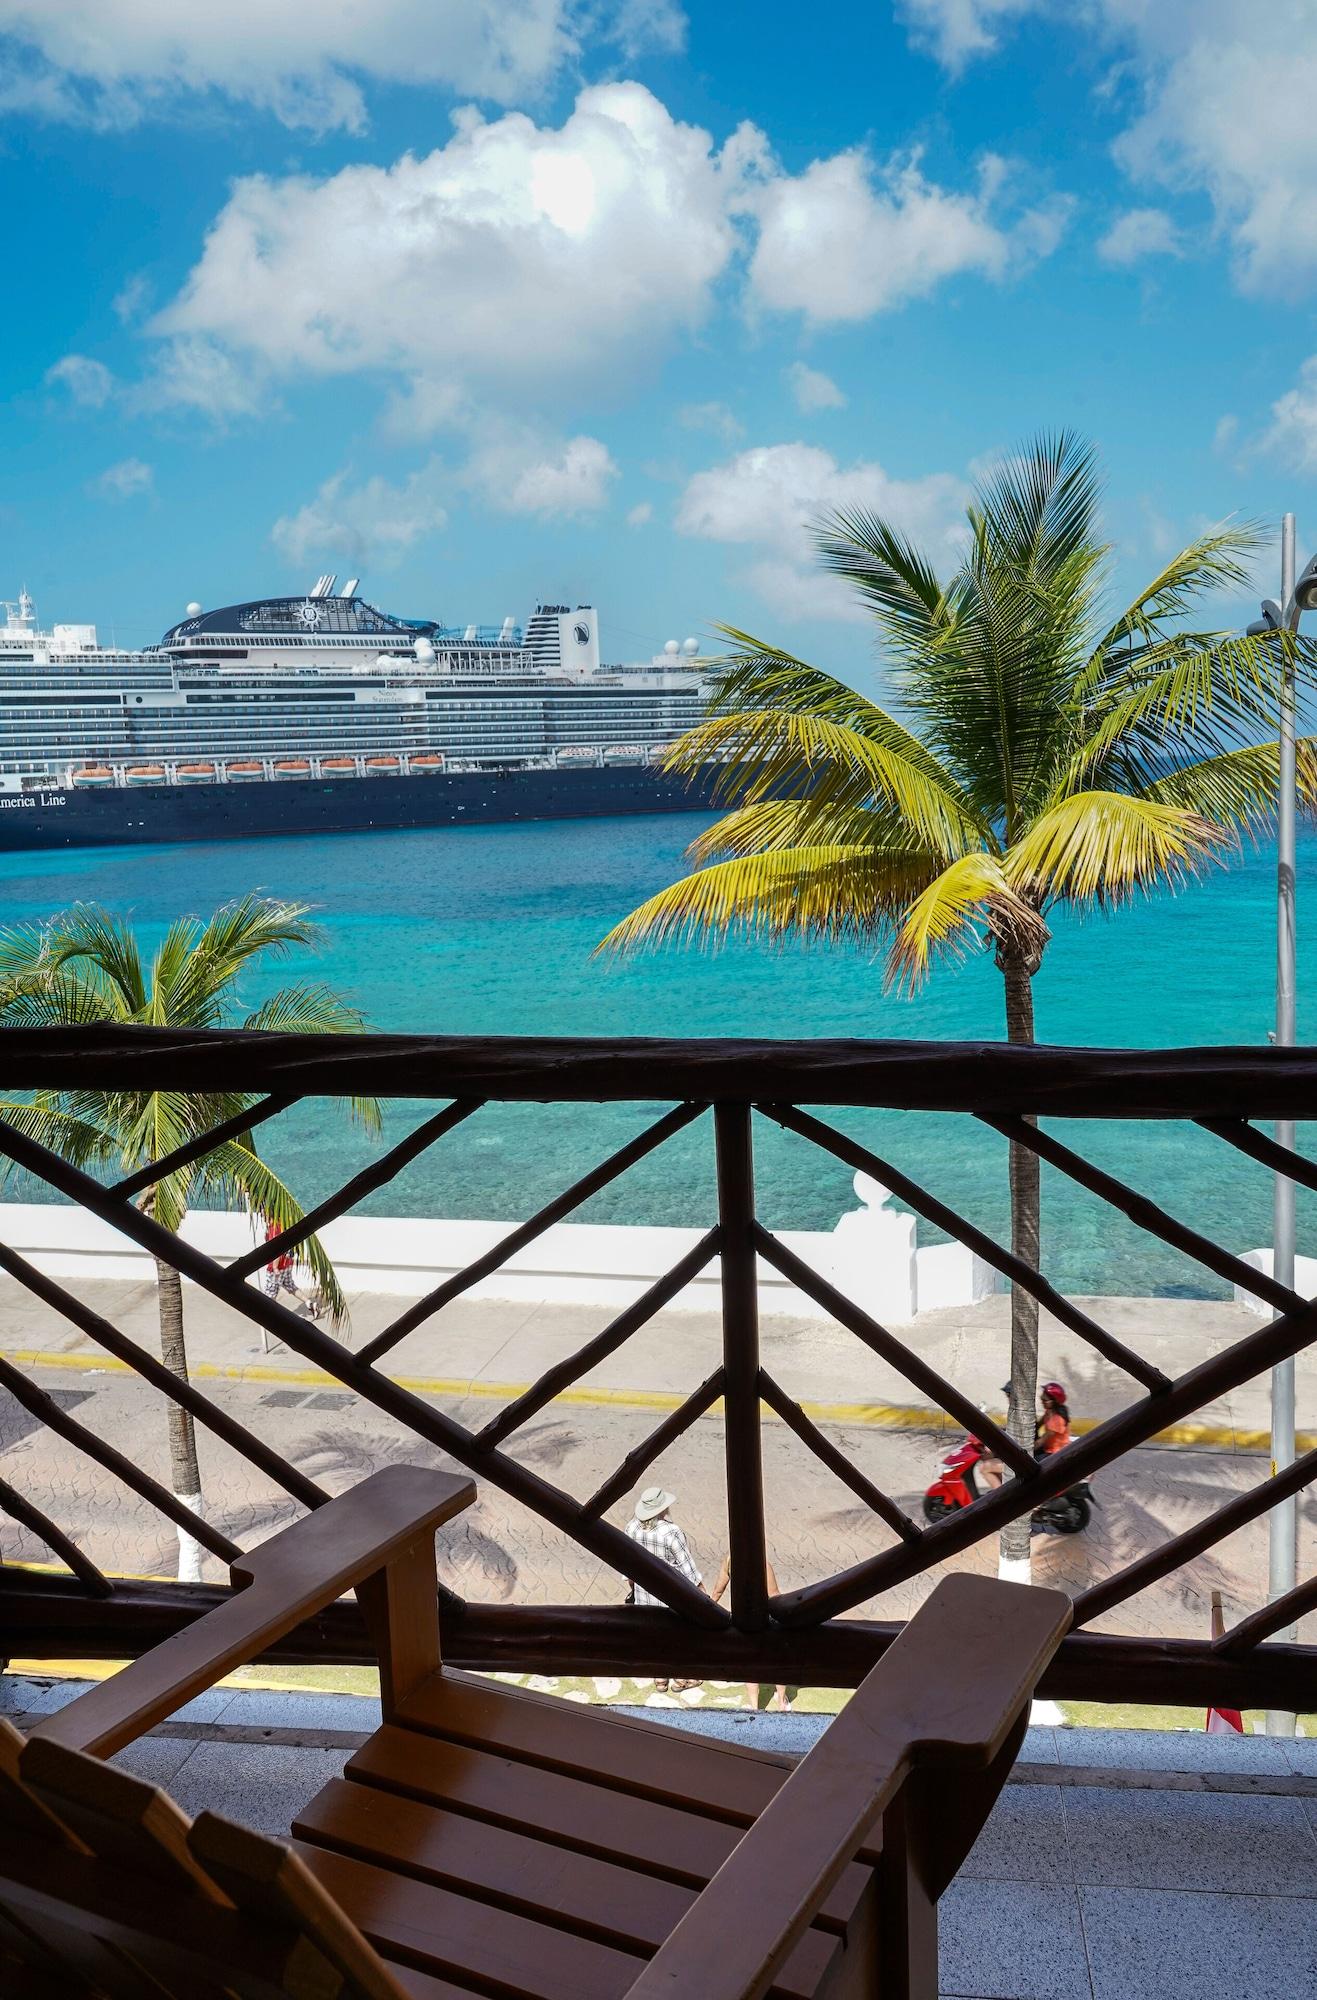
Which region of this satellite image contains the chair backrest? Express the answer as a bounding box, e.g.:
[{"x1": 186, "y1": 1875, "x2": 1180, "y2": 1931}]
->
[{"x1": 0, "y1": 1717, "x2": 410, "y2": 1999}]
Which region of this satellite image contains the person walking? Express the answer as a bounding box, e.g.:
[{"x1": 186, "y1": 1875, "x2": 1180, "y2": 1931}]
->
[
  {"x1": 624, "y1": 1485, "x2": 703, "y2": 1693},
  {"x1": 710, "y1": 1553, "x2": 792, "y2": 1711}
]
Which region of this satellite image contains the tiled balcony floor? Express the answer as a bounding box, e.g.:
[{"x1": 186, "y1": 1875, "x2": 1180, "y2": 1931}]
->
[{"x1": 4, "y1": 1674, "x2": 1315, "y2": 2000}]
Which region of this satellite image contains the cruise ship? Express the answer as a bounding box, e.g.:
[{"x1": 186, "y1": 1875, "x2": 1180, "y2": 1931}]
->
[{"x1": 0, "y1": 581, "x2": 715, "y2": 850}]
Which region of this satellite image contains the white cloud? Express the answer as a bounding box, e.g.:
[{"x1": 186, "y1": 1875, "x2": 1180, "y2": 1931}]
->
[
  {"x1": 745, "y1": 149, "x2": 1068, "y2": 323},
  {"x1": 45, "y1": 353, "x2": 114, "y2": 406},
  {"x1": 898, "y1": 0, "x2": 1038, "y2": 71},
  {"x1": 149, "y1": 84, "x2": 750, "y2": 417},
  {"x1": 88, "y1": 456, "x2": 153, "y2": 500},
  {"x1": 676, "y1": 441, "x2": 970, "y2": 623},
  {"x1": 1111, "y1": 4, "x2": 1317, "y2": 295},
  {"x1": 1213, "y1": 413, "x2": 1239, "y2": 456},
  {"x1": 464, "y1": 432, "x2": 618, "y2": 516},
  {"x1": 271, "y1": 462, "x2": 448, "y2": 569},
  {"x1": 786, "y1": 361, "x2": 846, "y2": 412},
  {"x1": 0, "y1": 1, "x2": 684, "y2": 131},
  {"x1": 1096, "y1": 206, "x2": 1182, "y2": 267},
  {"x1": 111, "y1": 272, "x2": 152, "y2": 324},
  {"x1": 626, "y1": 501, "x2": 654, "y2": 527},
  {"x1": 133, "y1": 335, "x2": 270, "y2": 420},
  {"x1": 1262, "y1": 357, "x2": 1317, "y2": 475},
  {"x1": 678, "y1": 401, "x2": 742, "y2": 441},
  {"x1": 903, "y1": 1, "x2": 1317, "y2": 296}
]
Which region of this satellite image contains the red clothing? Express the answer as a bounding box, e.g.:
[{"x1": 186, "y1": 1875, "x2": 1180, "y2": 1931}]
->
[{"x1": 1038, "y1": 1410, "x2": 1070, "y2": 1454}]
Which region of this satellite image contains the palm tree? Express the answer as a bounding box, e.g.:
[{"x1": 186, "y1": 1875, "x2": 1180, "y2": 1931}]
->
[
  {"x1": 0, "y1": 896, "x2": 378, "y2": 1580},
  {"x1": 602, "y1": 432, "x2": 1303, "y2": 1578}
]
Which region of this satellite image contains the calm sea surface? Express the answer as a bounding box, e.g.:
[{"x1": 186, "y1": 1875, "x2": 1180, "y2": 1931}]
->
[{"x1": 2, "y1": 812, "x2": 1314, "y2": 1298}]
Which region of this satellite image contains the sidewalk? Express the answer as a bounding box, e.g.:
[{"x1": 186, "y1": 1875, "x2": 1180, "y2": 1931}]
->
[{"x1": 2, "y1": 1270, "x2": 1308, "y2": 1451}]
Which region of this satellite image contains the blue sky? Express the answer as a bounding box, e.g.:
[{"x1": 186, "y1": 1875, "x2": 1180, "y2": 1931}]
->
[{"x1": 4, "y1": 0, "x2": 1317, "y2": 676}]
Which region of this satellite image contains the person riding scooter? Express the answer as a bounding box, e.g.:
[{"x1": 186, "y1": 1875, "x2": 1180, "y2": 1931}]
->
[
  {"x1": 924, "y1": 1379, "x2": 1094, "y2": 1535},
  {"x1": 977, "y1": 1380, "x2": 1073, "y2": 1490}
]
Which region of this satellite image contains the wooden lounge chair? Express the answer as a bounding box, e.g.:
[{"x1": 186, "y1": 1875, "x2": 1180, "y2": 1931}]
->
[{"x1": 0, "y1": 1466, "x2": 1070, "y2": 1999}]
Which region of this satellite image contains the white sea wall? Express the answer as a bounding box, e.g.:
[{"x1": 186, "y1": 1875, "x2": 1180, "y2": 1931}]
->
[
  {"x1": 0, "y1": 1175, "x2": 994, "y2": 1322},
  {"x1": 1233, "y1": 1247, "x2": 1317, "y2": 1316}
]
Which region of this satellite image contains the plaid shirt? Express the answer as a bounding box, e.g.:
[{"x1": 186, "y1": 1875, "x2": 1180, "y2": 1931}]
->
[{"x1": 625, "y1": 1515, "x2": 702, "y2": 1608}]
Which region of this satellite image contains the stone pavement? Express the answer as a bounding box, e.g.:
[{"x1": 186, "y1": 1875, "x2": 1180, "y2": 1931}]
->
[
  {"x1": 4, "y1": 1671, "x2": 1316, "y2": 2000},
  {"x1": 4, "y1": 1340, "x2": 1315, "y2": 1643},
  {"x1": 3, "y1": 1268, "x2": 1313, "y2": 1448}
]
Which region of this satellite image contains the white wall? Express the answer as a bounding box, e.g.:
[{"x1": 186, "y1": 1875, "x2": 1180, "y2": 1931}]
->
[
  {"x1": 0, "y1": 1173, "x2": 993, "y2": 1322},
  {"x1": 1233, "y1": 1246, "x2": 1317, "y2": 1316}
]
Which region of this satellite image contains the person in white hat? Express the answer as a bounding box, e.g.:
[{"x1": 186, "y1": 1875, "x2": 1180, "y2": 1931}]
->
[{"x1": 624, "y1": 1486, "x2": 703, "y2": 1693}]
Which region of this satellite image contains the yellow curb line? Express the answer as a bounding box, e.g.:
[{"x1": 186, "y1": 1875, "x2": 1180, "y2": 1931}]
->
[{"x1": 6, "y1": 1346, "x2": 1309, "y2": 1454}]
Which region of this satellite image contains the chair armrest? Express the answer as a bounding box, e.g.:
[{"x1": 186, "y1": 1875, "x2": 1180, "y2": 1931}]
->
[
  {"x1": 32, "y1": 1466, "x2": 474, "y2": 1759},
  {"x1": 627, "y1": 1574, "x2": 1070, "y2": 2000}
]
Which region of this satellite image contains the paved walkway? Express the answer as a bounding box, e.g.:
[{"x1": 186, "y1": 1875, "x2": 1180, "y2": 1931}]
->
[
  {"x1": 5, "y1": 1672, "x2": 1315, "y2": 2000},
  {"x1": 2, "y1": 1271, "x2": 1310, "y2": 1449}
]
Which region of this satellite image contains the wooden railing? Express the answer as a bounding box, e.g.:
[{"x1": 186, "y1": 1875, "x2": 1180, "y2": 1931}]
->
[{"x1": 1, "y1": 1025, "x2": 1315, "y2": 1709}]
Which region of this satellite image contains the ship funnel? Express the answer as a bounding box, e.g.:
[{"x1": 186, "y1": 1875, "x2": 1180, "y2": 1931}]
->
[
  {"x1": 310, "y1": 573, "x2": 337, "y2": 599},
  {"x1": 342, "y1": 577, "x2": 360, "y2": 599}
]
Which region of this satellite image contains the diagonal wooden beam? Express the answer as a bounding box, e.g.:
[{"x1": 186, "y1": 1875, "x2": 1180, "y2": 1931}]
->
[
  {"x1": 1073, "y1": 1444, "x2": 1317, "y2": 1627},
  {"x1": 1197, "y1": 1116, "x2": 1317, "y2": 1197},
  {"x1": 0, "y1": 1115, "x2": 727, "y2": 1628},
  {"x1": 226, "y1": 1098, "x2": 482, "y2": 1277},
  {"x1": 357, "y1": 1101, "x2": 706, "y2": 1364},
  {"x1": 0, "y1": 1478, "x2": 110, "y2": 1596},
  {"x1": 752, "y1": 1224, "x2": 1037, "y2": 1479},
  {"x1": 475, "y1": 1230, "x2": 721, "y2": 1450},
  {"x1": 756, "y1": 1370, "x2": 922, "y2": 1545},
  {"x1": 763, "y1": 1102, "x2": 1168, "y2": 1391},
  {"x1": 110, "y1": 1093, "x2": 297, "y2": 1200},
  {"x1": 582, "y1": 1370, "x2": 726, "y2": 1519},
  {"x1": 773, "y1": 1280, "x2": 1317, "y2": 1626},
  {"x1": 0, "y1": 1354, "x2": 241, "y2": 1566},
  {"x1": 1214, "y1": 1572, "x2": 1317, "y2": 1654},
  {"x1": 985, "y1": 1112, "x2": 1302, "y2": 1316},
  {"x1": 0, "y1": 1235, "x2": 325, "y2": 1511}
]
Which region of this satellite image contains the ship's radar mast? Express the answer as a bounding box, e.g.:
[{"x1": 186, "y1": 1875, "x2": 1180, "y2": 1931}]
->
[{"x1": 2, "y1": 588, "x2": 36, "y2": 633}]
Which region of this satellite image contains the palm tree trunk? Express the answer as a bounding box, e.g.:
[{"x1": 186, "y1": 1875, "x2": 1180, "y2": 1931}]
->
[
  {"x1": 1000, "y1": 947, "x2": 1040, "y2": 1583},
  {"x1": 152, "y1": 1248, "x2": 205, "y2": 1583}
]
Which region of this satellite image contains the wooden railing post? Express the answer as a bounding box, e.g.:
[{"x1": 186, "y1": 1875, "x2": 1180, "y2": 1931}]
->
[{"x1": 714, "y1": 1101, "x2": 768, "y2": 1631}]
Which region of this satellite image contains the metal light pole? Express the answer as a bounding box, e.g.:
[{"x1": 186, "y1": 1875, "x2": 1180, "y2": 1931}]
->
[
  {"x1": 1246, "y1": 521, "x2": 1317, "y2": 1732},
  {"x1": 1268, "y1": 515, "x2": 1298, "y2": 1738}
]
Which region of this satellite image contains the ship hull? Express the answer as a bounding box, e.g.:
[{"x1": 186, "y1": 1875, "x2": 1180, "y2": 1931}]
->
[{"x1": 0, "y1": 766, "x2": 717, "y2": 852}]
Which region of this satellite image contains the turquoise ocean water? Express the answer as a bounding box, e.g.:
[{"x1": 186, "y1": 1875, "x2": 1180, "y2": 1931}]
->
[{"x1": 1, "y1": 812, "x2": 1314, "y2": 1298}]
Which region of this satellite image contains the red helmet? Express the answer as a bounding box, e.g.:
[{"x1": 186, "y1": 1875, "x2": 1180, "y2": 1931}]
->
[{"x1": 1041, "y1": 1381, "x2": 1068, "y2": 1404}]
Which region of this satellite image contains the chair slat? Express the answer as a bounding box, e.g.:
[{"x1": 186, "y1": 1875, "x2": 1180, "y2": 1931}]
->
[
  {"x1": 348, "y1": 1720, "x2": 873, "y2": 1930},
  {"x1": 398, "y1": 1671, "x2": 793, "y2": 1821},
  {"x1": 295, "y1": 1780, "x2": 842, "y2": 1997},
  {"x1": 20, "y1": 1736, "x2": 227, "y2": 1899},
  {"x1": 0, "y1": 1718, "x2": 83, "y2": 1847},
  {"x1": 189, "y1": 1809, "x2": 414, "y2": 2000}
]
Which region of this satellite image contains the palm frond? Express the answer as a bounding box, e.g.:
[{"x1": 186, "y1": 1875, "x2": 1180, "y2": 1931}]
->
[
  {"x1": 0, "y1": 1099, "x2": 122, "y2": 1184},
  {"x1": 1064, "y1": 634, "x2": 1290, "y2": 798},
  {"x1": 241, "y1": 984, "x2": 381, "y2": 1134},
  {"x1": 1086, "y1": 521, "x2": 1271, "y2": 678},
  {"x1": 971, "y1": 430, "x2": 1103, "y2": 583},
  {"x1": 889, "y1": 853, "x2": 1048, "y2": 991},
  {"x1": 598, "y1": 846, "x2": 939, "y2": 956},
  {"x1": 1007, "y1": 790, "x2": 1228, "y2": 905},
  {"x1": 663, "y1": 707, "x2": 985, "y2": 858},
  {"x1": 199, "y1": 1140, "x2": 348, "y2": 1328},
  {"x1": 43, "y1": 906, "x2": 146, "y2": 1013},
  {"x1": 169, "y1": 896, "x2": 320, "y2": 1022},
  {"x1": 685, "y1": 798, "x2": 929, "y2": 864},
  {"x1": 811, "y1": 513, "x2": 953, "y2": 653}
]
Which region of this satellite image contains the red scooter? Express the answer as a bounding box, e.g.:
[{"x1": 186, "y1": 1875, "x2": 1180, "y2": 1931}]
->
[{"x1": 924, "y1": 1431, "x2": 1095, "y2": 1536}]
